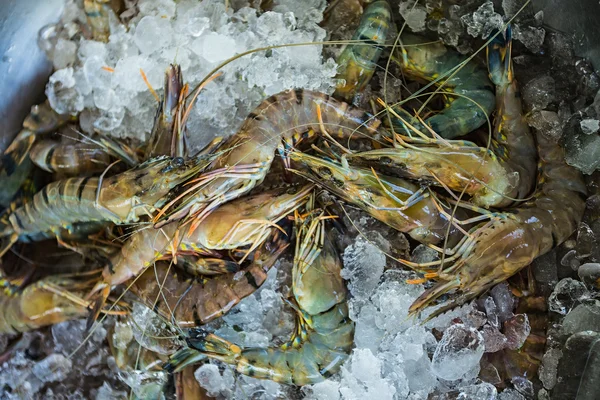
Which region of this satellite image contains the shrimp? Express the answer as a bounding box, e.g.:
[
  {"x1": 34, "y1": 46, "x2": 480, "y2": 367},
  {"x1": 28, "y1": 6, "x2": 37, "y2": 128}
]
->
[
  {"x1": 83, "y1": 0, "x2": 123, "y2": 42},
  {"x1": 29, "y1": 139, "x2": 112, "y2": 177},
  {"x1": 87, "y1": 185, "x2": 313, "y2": 322},
  {"x1": 165, "y1": 210, "x2": 354, "y2": 386},
  {"x1": 0, "y1": 271, "x2": 97, "y2": 335},
  {"x1": 154, "y1": 89, "x2": 382, "y2": 229},
  {"x1": 333, "y1": 0, "x2": 392, "y2": 104},
  {"x1": 0, "y1": 102, "x2": 72, "y2": 207},
  {"x1": 390, "y1": 33, "x2": 496, "y2": 139},
  {"x1": 344, "y1": 27, "x2": 536, "y2": 208},
  {"x1": 2, "y1": 155, "x2": 212, "y2": 248},
  {"x1": 288, "y1": 150, "x2": 465, "y2": 245},
  {"x1": 408, "y1": 130, "x2": 587, "y2": 319},
  {"x1": 130, "y1": 223, "x2": 290, "y2": 327}
]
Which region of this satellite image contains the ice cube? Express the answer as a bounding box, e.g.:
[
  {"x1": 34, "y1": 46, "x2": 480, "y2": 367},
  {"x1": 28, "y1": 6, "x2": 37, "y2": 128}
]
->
[
  {"x1": 339, "y1": 349, "x2": 397, "y2": 400},
  {"x1": 399, "y1": 2, "x2": 428, "y2": 32},
  {"x1": 580, "y1": 119, "x2": 600, "y2": 135},
  {"x1": 490, "y1": 283, "x2": 515, "y2": 324},
  {"x1": 539, "y1": 348, "x2": 562, "y2": 390},
  {"x1": 548, "y1": 278, "x2": 589, "y2": 315},
  {"x1": 522, "y1": 75, "x2": 556, "y2": 111},
  {"x1": 46, "y1": 68, "x2": 84, "y2": 115},
  {"x1": 411, "y1": 244, "x2": 439, "y2": 264},
  {"x1": 456, "y1": 382, "x2": 498, "y2": 399},
  {"x1": 461, "y1": 2, "x2": 504, "y2": 39},
  {"x1": 563, "y1": 116, "x2": 600, "y2": 174},
  {"x1": 190, "y1": 32, "x2": 237, "y2": 63},
  {"x1": 498, "y1": 388, "x2": 526, "y2": 400},
  {"x1": 503, "y1": 314, "x2": 530, "y2": 350},
  {"x1": 527, "y1": 110, "x2": 562, "y2": 140},
  {"x1": 32, "y1": 354, "x2": 72, "y2": 383},
  {"x1": 482, "y1": 324, "x2": 508, "y2": 353},
  {"x1": 431, "y1": 324, "x2": 485, "y2": 381},
  {"x1": 195, "y1": 364, "x2": 226, "y2": 397},
  {"x1": 53, "y1": 38, "x2": 77, "y2": 69},
  {"x1": 511, "y1": 376, "x2": 534, "y2": 398},
  {"x1": 578, "y1": 263, "x2": 600, "y2": 288},
  {"x1": 512, "y1": 25, "x2": 545, "y2": 54},
  {"x1": 134, "y1": 16, "x2": 174, "y2": 55},
  {"x1": 95, "y1": 382, "x2": 128, "y2": 400},
  {"x1": 304, "y1": 380, "x2": 341, "y2": 400},
  {"x1": 138, "y1": 0, "x2": 177, "y2": 18},
  {"x1": 342, "y1": 237, "x2": 387, "y2": 301},
  {"x1": 560, "y1": 300, "x2": 600, "y2": 336}
]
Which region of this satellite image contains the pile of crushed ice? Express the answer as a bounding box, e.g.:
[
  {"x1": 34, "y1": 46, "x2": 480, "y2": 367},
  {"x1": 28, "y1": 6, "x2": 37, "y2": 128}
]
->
[{"x1": 42, "y1": 0, "x2": 338, "y2": 150}]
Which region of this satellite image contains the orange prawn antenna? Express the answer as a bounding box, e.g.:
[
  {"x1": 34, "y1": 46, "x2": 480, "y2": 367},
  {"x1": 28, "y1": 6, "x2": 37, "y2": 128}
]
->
[
  {"x1": 140, "y1": 68, "x2": 160, "y2": 102},
  {"x1": 101, "y1": 66, "x2": 115, "y2": 73}
]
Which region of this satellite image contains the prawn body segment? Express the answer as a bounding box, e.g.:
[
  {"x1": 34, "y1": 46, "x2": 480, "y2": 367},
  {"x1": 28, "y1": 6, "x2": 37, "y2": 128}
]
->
[
  {"x1": 392, "y1": 34, "x2": 496, "y2": 139},
  {"x1": 334, "y1": 0, "x2": 392, "y2": 103}
]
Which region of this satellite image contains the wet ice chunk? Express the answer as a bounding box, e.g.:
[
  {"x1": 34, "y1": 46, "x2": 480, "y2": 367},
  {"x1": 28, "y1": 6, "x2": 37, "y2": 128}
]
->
[
  {"x1": 503, "y1": 314, "x2": 531, "y2": 350},
  {"x1": 512, "y1": 376, "x2": 534, "y2": 398},
  {"x1": 579, "y1": 263, "x2": 600, "y2": 287},
  {"x1": 53, "y1": 38, "x2": 77, "y2": 69},
  {"x1": 580, "y1": 119, "x2": 600, "y2": 135},
  {"x1": 191, "y1": 32, "x2": 237, "y2": 63},
  {"x1": 32, "y1": 354, "x2": 72, "y2": 383},
  {"x1": 548, "y1": 278, "x2": 589, "y2": 315},
  {"x1": 461, "y1": 2, "x2": 504, "y2": 39},
  {"x1": 195, "y1": 364, "x2": 235, "y2": 397},
  {"x1": 46, "y1": 67, "x2": 84, "y2": 115},
  {"x1": 482, "y1": 324, "x2": 508, "y2": 353},
  {"x1": 134, "y1": 16, "x2": 173, "y2": 55},
  {"x1": 498, "y1": 388, "x2": 526, "y2": 400},
  {"x1": 539, "y1": 348, "x2": 562, "y2": 390},
  {"x1": 431, "y1": 324, "x2": 485, "y2": 381},
  {"x1": 457, "y1": 382, "x2": 498, "y2": 399},
  {"x1": 513, "y1": 24, "x2": 545, "y2": 54},
  {"x1": 95, "y1": 382, "x2": 128, "y2": 400},
  {"x1": 522, "y1": 75, "x2": 556, "y2": 111},
  {"x1": 339, "y1": 349, "x2": 397, "y2": 400},
  {"x1": 304, "y1": 380, "x2": 341, "y2": 400},
  {"x1": 399, "y1": 2, "x2": 428, "y2": 32},
  {"x1": 342, "y1": 237, "x2": 386, "y2": 301}
]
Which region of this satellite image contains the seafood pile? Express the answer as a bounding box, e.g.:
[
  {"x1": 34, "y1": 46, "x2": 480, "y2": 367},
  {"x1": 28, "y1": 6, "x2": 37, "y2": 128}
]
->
[{"x1": 1, "y1": 0, "x2": 599, "y2": 399}]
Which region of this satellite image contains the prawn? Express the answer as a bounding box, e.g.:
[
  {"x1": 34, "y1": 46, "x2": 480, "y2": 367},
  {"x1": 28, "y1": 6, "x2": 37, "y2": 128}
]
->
[
  {"x1": 344, "y1": 27, "x2": 537, "y2": 208},
  {"x1": 0, "y1": 269, "x2": 108, "y2": 335},
  {"x1": 153, "y1": 89, "x2": 382, "y2": 230},
  {"x1": 408, "y1": 129, "x2": 587, "y2": 320},
  {"x1": 29, "y1": 139, "x2": 112, "y2": 177},
  {"x1": 1, "y1": 154, "x2": 213, "y2": 252},
  {"x1": 130, "y1": 223, "x2": 290, "y2": 327},
  {"x1": 0, "y1": 102, "x2": 72, "y2": 207},
  {"x1": 288, "y1": 150, "x2": 467, "y2": 245},
  {"x1": 88, "y1": 184, "x2": 313, "y2": 323},
  {"x1": 165, "y1": 210, "x2": 354, "y2": 386},
  {"x1": 390, "y1": 33, "x2": 496, "y2": 139},
  {"x1": 333, "y1": 0, "x2": 392, "y2": 104}
]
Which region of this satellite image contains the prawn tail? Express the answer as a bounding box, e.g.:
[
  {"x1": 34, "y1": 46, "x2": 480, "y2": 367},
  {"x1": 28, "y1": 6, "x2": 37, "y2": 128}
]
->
[
  {"x1": 165, "y1": 329, "x2": 238, "y2": 373},
  {"x1": 164, "y1": 347, "x2": 208, "y2": 374},
  {"x1": 487, "y1": 25, "x2": 513, "y2": 86}
]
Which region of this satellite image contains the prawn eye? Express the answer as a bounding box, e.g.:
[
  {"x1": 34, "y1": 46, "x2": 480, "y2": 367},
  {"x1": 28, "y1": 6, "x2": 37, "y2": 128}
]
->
[
  {"x1": 380, "y1": 156, "x2": 393, "y2": 165},
  {"x1": 318, "y1": 167, "x2": 333, "y2": 178},
  {"x1": 172, "y1": 157, "x2": 185, "y2": 168}
]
